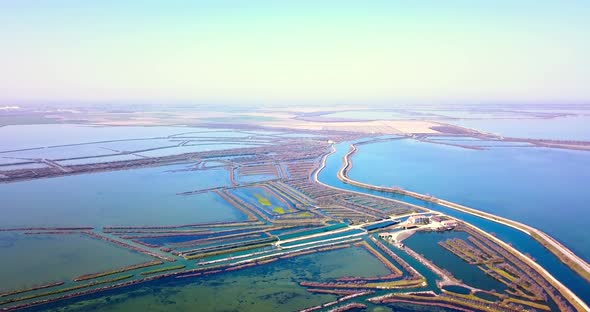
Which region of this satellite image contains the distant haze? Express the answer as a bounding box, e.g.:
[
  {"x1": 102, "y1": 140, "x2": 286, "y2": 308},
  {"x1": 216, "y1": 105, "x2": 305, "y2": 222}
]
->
[{"x1": 0, "y1": 1, "x2": 589, "y2": 105}]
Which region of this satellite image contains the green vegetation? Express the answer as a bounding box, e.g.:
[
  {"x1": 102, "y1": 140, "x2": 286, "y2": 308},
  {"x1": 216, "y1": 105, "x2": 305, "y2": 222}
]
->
[
  {"x1": 254, "y1": 194, "x2": 271, "y2": 206},
  {"x1": 442, "y1": 290, "x2": 494, "y2": 304},
  {"x1": 487, "y1": 265, "x2": 516, "y2": 282},
  {"x1": 272, "y1": 207, "x2": 285, "y2": 214}
]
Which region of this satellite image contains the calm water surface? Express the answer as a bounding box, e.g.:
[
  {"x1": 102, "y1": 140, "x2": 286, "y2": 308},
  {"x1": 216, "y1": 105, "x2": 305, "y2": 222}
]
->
[
  {"x1": 318, "y1": 140, "x2": 590, "y2": 305},
  {"x1": 0, "y1": 163, "x2": 243, "y2": 227},
  {"x1": 452, "y1": 115, "x2": 590, "y2": 141},
  {"x1": 0, "y1": 233, "x2": 149, "y2": 292},
  {"x1": 31, "y1": 246, "x2": 388, "y2": 312},
  {"x1": 348, "y1": 139, "x2": 590, "y2": 262},
  {"x1": 404, "y1": 231, "x2": 507, "y2": 292}
]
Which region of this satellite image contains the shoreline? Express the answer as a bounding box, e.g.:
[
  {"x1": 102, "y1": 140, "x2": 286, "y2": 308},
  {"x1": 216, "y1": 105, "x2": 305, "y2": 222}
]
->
[
  {"x1": 339, "y1": 142, "x2": 590, "y2": 282},
  {"x1": 314, "y1": 142, "x2": 590, "y2": 311}
]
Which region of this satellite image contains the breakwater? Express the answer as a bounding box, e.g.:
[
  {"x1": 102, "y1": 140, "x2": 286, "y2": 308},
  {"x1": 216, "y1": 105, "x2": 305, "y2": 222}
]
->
[
  {"x1": 140, "y1": 265, "x2": 186, "y2": 276},
  {"x1": 461, "y1": 226, "x2": 573, "y2": 311},
  {"x1": 0, "y1": 275, "x2": 133, "y2": 308},
  {"x1": 82, "y1": 231, "x2": 176, "y2": 262},
  {"x1": 0, "y1": 282, "x2": 64, "y2": 298},
  {"x1": 369, "y1": 237, "x2": 423, "y2": 280},
  {"x1": 73, "y1": 260, "x2": 163, "y2": 282}
]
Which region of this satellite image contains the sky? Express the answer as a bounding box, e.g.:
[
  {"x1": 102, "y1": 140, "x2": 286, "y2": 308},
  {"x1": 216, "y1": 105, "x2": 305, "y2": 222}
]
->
[{"x1": 0, "y1": 1, "x2": 589, "y2": 105}]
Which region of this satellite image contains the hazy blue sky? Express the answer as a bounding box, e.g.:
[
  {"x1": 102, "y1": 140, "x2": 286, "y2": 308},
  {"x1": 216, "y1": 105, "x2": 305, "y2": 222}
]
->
[{"x1": 1, "y1": 1, "x2": 588, "y2": 105}]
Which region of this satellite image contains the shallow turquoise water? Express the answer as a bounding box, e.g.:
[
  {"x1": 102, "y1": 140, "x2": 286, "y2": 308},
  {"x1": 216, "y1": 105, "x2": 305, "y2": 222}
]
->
[
  {"x1": 0, "y1": 233, "x2": 149, "y2": 292},
  {"x1": 26, "y1": 245, "x2": 389, "y2": 312}
]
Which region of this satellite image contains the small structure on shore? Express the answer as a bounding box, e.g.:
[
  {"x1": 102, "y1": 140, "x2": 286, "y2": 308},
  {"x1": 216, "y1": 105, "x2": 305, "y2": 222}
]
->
[
  {"x1": 408, "y1": 215, "x2": 430, "y2": 225},
  {"x1": 378, "y1": 232, "x2": 394, "y2": 240},
  {"x1": 441, "y1": 220, "x2": 458, "y2": 229}
]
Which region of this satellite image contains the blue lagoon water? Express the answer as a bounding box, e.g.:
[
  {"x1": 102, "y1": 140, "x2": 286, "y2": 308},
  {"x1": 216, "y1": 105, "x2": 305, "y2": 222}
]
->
[
  {"x1": 318, "y1": 140, "x2": 590, "y2": 305},
  {"x1": 0, "y1": 163, "x2": 244, "y2": 227},
  {"x1": 0, "y1": 124, "x2": 275, "y2": 155},
  {"x1": 348, "y1": 139, "x2": 590, "y2": 262}
]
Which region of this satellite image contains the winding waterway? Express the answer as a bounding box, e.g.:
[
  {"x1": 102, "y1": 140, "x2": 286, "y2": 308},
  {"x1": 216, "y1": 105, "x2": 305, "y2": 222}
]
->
[{"x1": 317, "y1": 139, "x2": 590, "y2": 306}]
